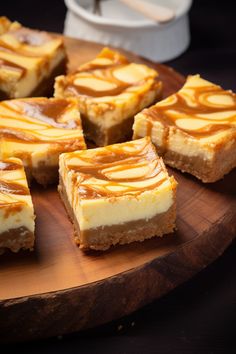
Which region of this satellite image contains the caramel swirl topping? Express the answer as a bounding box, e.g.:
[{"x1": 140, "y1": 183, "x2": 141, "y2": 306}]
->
[
  {"x1": 0, "y1": 180, "x2": 29, "y2": 196},
  {"x1": 0, "y1": 57, "x2": 24, "y2": 76},
  {"x1": 10, "y1": 27, "x2": 52, "y2": 46},
  {"x1": 63, "y1": 48, "x2": 158, "y2": 98},
  {"x1": 13, "y1": 99, "x2": 77, "y2": 129},
  {"x1": 68, "y1": 74, "x2": 131, "y2": 98},
  {"x1": 0, "y1": 159, "x2": 29, "y2": 201},
  {"x1": 65, "y1": 138, "x2": 168, "y2": 200},
  {"x1": 0, "y1": 159, "x2": 22, "y2": 171},
  {"x1": 76, "y1": 47, "x2": 129, "y2": 72},
  {"x1": 144, "y1": 75, "x2": 236, "y2": 139},
  {"x1": 0, "y1": 98, "x2": 84, "y2": 144},
  {"x1": 0, "y1": 22, "x2": 61, "y2": 76}
]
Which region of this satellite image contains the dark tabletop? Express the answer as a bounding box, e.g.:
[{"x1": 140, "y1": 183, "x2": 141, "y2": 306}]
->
[{"x1": 1, "y1": 0, "x2": 236, "y2": 353}]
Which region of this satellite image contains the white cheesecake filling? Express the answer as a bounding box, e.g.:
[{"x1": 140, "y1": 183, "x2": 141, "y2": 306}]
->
[
  {"x1": 0, "y1": 98, "x2": 85, "y2": 169},
  {"x1": 0, "y1": 197, "x2": 35, "y2": 235},
  {"x1": 133, "y1": 74, "x2": 236, "y2": 160},
  {"x1": 55, "y1": 78, "x2": 161, "y2": 128},
  {"x1": 0, "y1": 158, "x2": 35, "y2": 235},
  {"x1": 54, "y1": 48, "x2": 162, "y2": 128},
  {"x1": 76, "y1": 183, "x2": 174, "y2": 231},
  {"x1": 0, "y1": 47, "x2": 65, "y2": 98},
  {"x1": 59, "y1": 138, "x2": 176, "y2": 231},
  {"x1": 0, "y1": 21, "x2": 66, "y2": 98}
]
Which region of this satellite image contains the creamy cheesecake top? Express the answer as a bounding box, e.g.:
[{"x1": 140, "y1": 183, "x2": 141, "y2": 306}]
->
[
  {"x1": 140, "y1": 75, "x2": 236, "y2": 139},
  {"x1": 0, "y1": 158, "x2": 30, "y2": 209},
  {"x1": 0, "y1": 157, "x2": 35, "y2": 236},
  {"x1": 0, "y1": 16, "x2": 64, "y2": 80},
  {"x1": 60, "y1": 137, "x2": 175, "y2": 200},
  {"x1": 55, "y1": 48, "x2": 160, "y2": 100},
  {"x1": 0, "y1": 97, "x2": 86, "y2": 145}
]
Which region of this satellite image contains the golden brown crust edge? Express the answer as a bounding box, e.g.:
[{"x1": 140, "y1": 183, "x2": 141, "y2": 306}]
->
[
  {"x1": 58, "y1": 175, "x2": 176, "y2": 251},
  {"x1": 0, "y1": 227, "x2": 34, "y2": 254},
  {"x1": 163, "y1": 141, "x2": 236, "y2": 183}
]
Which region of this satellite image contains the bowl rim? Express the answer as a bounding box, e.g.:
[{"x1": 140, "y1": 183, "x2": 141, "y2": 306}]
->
[{"x1": 65, "y1": 0, "x2": 192, "y2": 29}]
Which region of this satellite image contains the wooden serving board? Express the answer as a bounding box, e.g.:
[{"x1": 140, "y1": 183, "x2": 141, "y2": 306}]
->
[{"x1": 0, "y1": 37, "x2": 236, "y2": 342}]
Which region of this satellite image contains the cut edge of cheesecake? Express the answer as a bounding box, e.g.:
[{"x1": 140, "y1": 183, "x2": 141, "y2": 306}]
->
[
  {"x1": 0, "y1": 97, "x2": 87, "y2": 186},
  {"x1": 59, "y1": 176, "x2": 176, "y2": 251},
  {"x1": 54, "y1": 47, "x2": 163, "y2": 147},
  {"x1": 133, "y1": 74, "x2": 236, "y2": 183},
  {"x1": 58, "y1": 137, "x2": 177, "y2": 251},
  {"x1": 0, "y1": 157, "x2": 35, "y2": 254},
  {"x1": 0, "y1": 16, "x2": 67, "y2": 99}
]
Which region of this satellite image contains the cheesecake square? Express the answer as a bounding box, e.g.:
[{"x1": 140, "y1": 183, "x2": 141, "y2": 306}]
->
[
  {"x1": 59, "y1": 137, "x2": 177, "y2": 251},
  {"x1": 0, "y1": 97, "x2": 86, "y2": 186},
  {"x1": 0, "y1": 157, "x2": 35, "y2": 253},
  {"x1": 133, "y1": 75, "x2": 236, "y2": 183},
  {"x1": 0, "y1": 16, "x2": 67, "y2": 99},
  {"x1": 54, "y1": 48, "x2": 162, "y2": 146}
]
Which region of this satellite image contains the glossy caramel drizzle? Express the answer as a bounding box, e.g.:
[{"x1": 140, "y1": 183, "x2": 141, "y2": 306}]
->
[
  {"x1": 0, "y1": 180, "x2": 29, "y2": 196},
  {"x1": 0, "y1": 160, "x2": 22, "y2": 171},
  {"x1": 67, "y1": 139, "x2": 167, "y2": 199},
  {"x1": 76, "y1": 51, "x2": 129, "y2": 73},
  {"x1": 0, "y1": 27, "x2": 57, "y2": 76},
  {"x1": 66, "y1": 70, "x2": 132, "y2": 98},
  {"x1": 0, "y1": 160, "x2": 29, "y2": 197},
  {"x1": 14, "y1": 100, "x2": 77, "y2": 128},
  {"x1": 0, "y1": 39, "x2": 48, "y2": 58},
  {"x1": 64, "y1": 50, "x2": 157, "y2": 98},
  {"x1": 145, "y1": 84, "x2": 236, "y2": 138},
  {"x1": 10, "y1": 27, "x2": 52, "y2": 46},
  {"x1": 0, "y1": 57, "x2": 25, "y2": 77},
  {"x1": 0, "y1": 99, "x2": 82, "y2": 144}
]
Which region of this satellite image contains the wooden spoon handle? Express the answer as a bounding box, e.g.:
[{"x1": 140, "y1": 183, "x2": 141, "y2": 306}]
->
[{"x1": 120, "y1": 0, "x2": 175, "y2": 23}]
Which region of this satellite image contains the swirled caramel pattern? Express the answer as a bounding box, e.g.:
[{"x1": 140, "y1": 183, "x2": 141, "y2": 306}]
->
[
  {"x1": 62, "y1": 137, "x2": 170, "y2": 200},
  {"x1": 0, "y1": 18, "x2": 63, "y2": 79},
  {"x1": 0, "y1": 159, "x2": 22, "y2": 171},
  {"x1": 0, "y1": 97, "x2": 85, "y2": 144},
  {"x1": 143, "y1": 75, "x2": 236, "y2": 139},
  {"x1": 56, "y1": 48, "x2": 159, "y2": 98},
  {"x1": 0, "y1": 158, "x2": 29, "y2": 208}
]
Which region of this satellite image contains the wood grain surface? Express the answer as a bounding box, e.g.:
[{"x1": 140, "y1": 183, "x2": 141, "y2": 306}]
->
[{"x1": 0, "y1": 37, "x2": 235, "y2": 343}]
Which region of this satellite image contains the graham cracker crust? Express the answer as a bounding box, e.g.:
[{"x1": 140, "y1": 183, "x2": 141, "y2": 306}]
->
[
  {"x1": 58, "y1": 175, "x2": 176, "y2": 251},
  {"x1": 0, "y1": 90, "x2": 10, "y2": 101},
  {"x1": 0, "y1": 227, "x2": 34, "y2": 254},
  {"x1": 163, "y1": 141, "x2": 236, "y2": 183},
  {"x1": 32, "y1": 165, "x2": 58, "y2": 186},
  {"x1": 133, "y1": 132, "x2": 236, "y2": 183},
  {"x1": 25, "y1": 164, "x2": 59, "y2": 187}
]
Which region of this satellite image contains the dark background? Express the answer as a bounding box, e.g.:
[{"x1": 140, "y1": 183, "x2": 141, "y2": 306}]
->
[{"x1": 1, "y1": 1, "x2": 236, "y2": 353}]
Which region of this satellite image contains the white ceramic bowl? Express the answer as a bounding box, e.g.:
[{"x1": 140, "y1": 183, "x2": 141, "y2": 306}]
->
[{"x1": 64, "y1": 0, "x2": 192, "y2": 62}]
